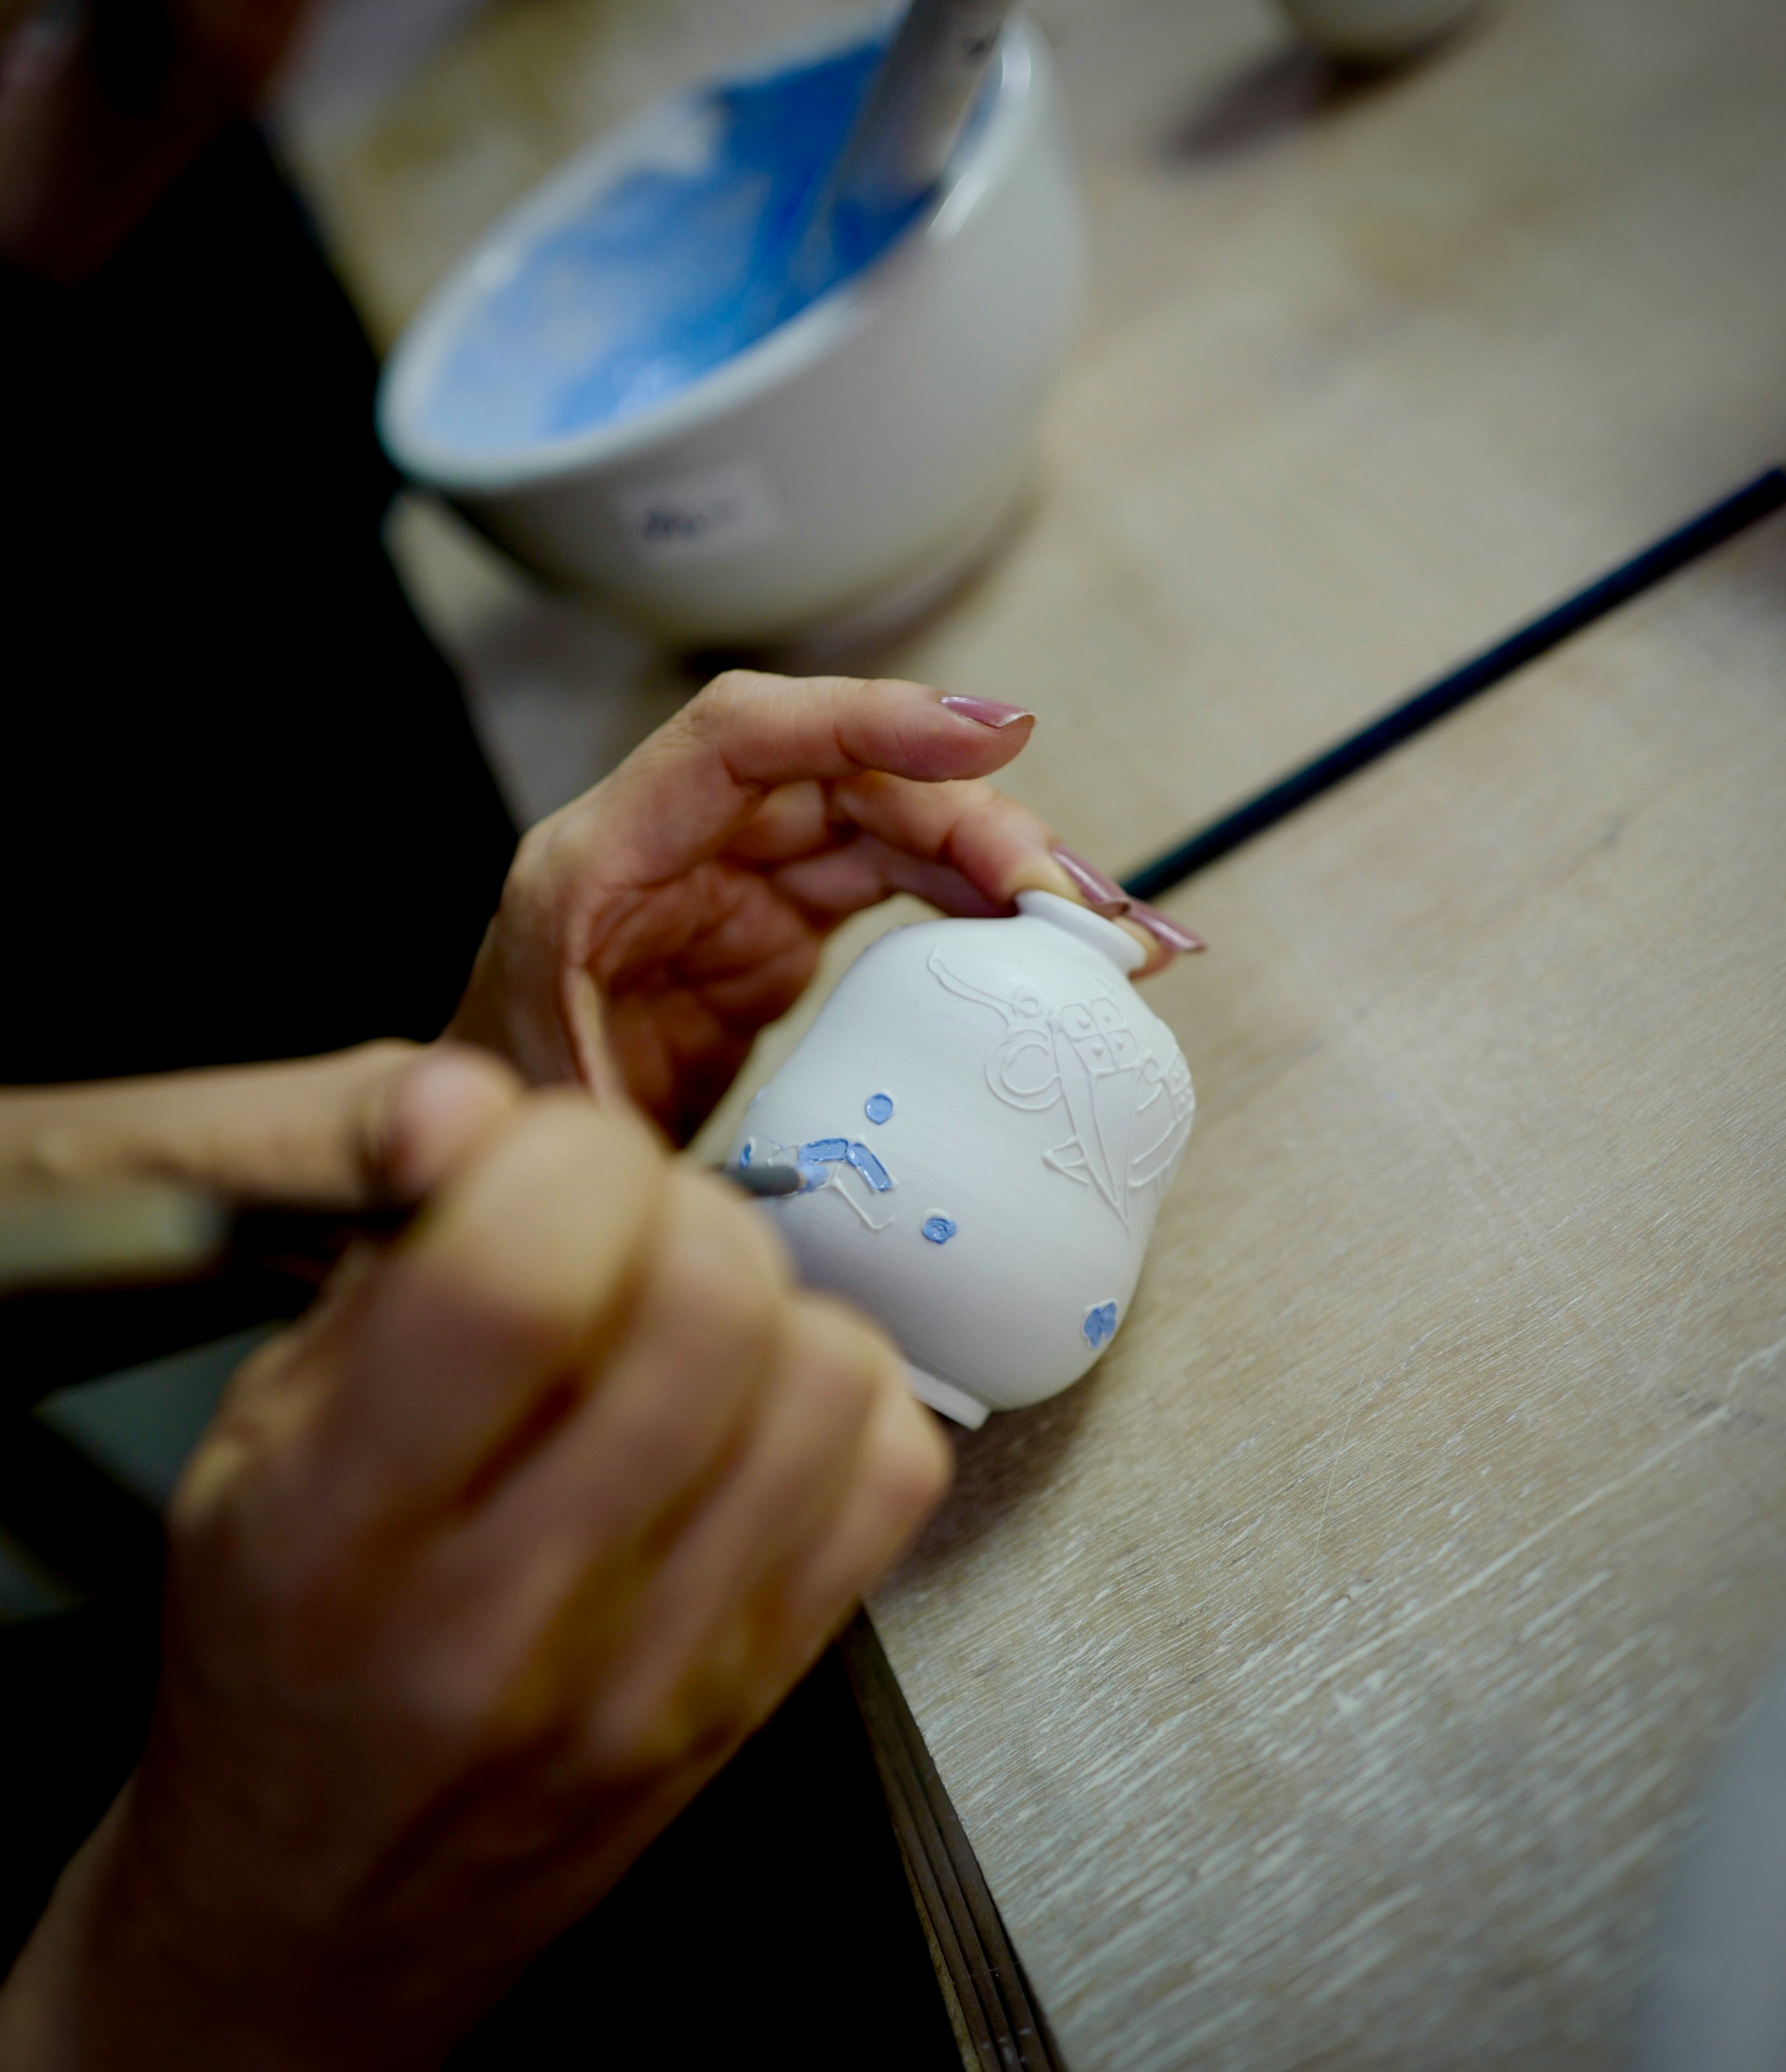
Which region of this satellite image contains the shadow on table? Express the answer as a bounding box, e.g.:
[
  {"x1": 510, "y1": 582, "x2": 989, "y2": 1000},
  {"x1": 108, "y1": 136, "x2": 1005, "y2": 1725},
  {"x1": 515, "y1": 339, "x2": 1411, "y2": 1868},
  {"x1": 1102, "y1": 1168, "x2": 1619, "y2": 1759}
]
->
[
  {"x1": 1161, "y1": 38, "x2": 1444, "y2": 165},
  {"x1": 897, "y1": 1370, "x2": 1100, "y2": 1580}
]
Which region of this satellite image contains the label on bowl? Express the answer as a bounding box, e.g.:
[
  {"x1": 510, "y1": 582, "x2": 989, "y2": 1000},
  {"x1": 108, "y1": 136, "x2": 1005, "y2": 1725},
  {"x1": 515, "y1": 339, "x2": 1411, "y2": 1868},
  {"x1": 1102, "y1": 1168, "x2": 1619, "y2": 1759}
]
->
[{"x1": 612, "y1": 459, "x2": 785, "y2": 566}]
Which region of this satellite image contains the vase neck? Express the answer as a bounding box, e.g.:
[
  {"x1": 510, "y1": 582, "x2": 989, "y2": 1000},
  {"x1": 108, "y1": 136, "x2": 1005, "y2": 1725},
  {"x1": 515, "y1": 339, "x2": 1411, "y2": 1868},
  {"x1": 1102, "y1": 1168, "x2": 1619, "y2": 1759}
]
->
[{"x1": 1014, "y1": 890, "x2": 1144, "y2": 973}]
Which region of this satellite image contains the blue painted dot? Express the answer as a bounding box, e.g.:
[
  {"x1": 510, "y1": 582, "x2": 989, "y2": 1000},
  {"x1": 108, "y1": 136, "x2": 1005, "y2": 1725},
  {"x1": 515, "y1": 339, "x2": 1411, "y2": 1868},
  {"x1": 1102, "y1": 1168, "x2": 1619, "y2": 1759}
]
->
[
  {"x1": 1083, "y1": 1301, "x2": 1119, "y2": 1351},
  {"x1": 737, "y1": 1141, "x2": 753, "y2": 1168},
  {"x1": 922, "y1": 1216, "x2": 958, "y2": 1245},
  {"x1": 864, "y1": 1091, "x2": 895, "y2": 1125}
]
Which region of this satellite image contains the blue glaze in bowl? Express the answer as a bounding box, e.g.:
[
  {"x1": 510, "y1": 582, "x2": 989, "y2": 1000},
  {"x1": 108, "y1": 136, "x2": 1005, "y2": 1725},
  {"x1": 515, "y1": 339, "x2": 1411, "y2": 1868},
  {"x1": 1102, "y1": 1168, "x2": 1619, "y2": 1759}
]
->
[{"x1": 416, "y1": 28, "x2": 992, "y2": 456}]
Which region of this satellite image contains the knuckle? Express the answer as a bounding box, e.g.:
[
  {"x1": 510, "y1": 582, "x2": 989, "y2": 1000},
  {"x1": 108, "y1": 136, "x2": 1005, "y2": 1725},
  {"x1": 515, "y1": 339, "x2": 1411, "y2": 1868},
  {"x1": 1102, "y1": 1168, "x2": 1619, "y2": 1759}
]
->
[
  {"x1": 796, "y1": 1288, "x2": 897, "y2": 1363},
  {"x1": 894, "y1": 1409, "x2": 956, "y2": 1513},
  {"x1": 783, "y1": 1295, "x2": 888, "y2": 1419},
  {"x1": 692, "y1": 668, "x2": 772, "y2": 726},
  {"x1": 854, "y1": 1416, "x2": 953, "y2": 1542},
  {"x1": 442, "y1": 1095, "x2": 668, "y2": 1354},
  {"x1": 653, "y1": 1171, "x2": 787, "y2": 1338},
  {"x1": 503, "y1": 816, "x2": 560, "y2": 908},
  {"x1": 865, "y1": 1368, "x2": 954, "y2": 1510},
  {"x1": 406, "y1": 1243, "x2": 596, "y2": 1383}
]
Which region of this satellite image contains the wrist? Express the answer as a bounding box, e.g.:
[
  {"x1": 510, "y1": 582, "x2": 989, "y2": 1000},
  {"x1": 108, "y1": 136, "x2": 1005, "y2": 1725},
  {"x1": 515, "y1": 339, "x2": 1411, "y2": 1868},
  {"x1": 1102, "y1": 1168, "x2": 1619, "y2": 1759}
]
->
[
  {"x1": 0, "y1": 1044, "x2": 423, "y2": 1207},
  {"x1": 0, "y1": 1792, "x2": 465, "y2": 2072}
]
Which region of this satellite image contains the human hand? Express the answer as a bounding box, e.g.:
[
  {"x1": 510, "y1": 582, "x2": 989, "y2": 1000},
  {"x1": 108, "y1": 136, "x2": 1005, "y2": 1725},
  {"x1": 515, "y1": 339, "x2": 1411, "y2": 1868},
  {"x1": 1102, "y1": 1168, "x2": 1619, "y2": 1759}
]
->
[
  {"x1": 450, "y1": 670, "x2": 1201, "y2": 1141},
  {"x1": 0, "y1": 1042, "x2": 503, "y2": 1216},
  {"x1": 0, "y1": 1053, "x2": 949, "y2": 2069}
]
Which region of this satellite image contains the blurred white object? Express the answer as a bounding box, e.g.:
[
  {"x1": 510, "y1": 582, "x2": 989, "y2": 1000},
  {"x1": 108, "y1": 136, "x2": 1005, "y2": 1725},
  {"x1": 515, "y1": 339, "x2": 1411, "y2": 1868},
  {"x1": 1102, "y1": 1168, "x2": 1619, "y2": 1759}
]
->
[
  {"x1": 730, "y1": 893, "x2": 1194, "y2": 1428},
  {"x1": 1276, "y1": 0, "x2": 1487, "y2": 62},
  {"x1": 824, "y1": 0, "x2": 1018, "y2": 215},
  {"x1": 378, "y1": 15, "x2": 1080, "y2": 648},
  {"x1": 0, "y1": 1185, "x2": 225, "y2": 1295},
  {"x1": 1636, "y1": 1645, "x2": 1786, "y2": 2072}
]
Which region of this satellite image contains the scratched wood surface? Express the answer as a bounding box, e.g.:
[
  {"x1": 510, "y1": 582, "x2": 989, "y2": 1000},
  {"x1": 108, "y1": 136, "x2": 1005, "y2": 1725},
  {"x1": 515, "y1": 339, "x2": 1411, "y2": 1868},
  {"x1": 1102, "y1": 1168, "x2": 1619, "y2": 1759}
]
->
[
  {"x1": 869, "y1": 513, "x2": 1786, "y2": 2070},
  {"x1": 287, "y1": 0, "x2": 1786, "y2": 850}
]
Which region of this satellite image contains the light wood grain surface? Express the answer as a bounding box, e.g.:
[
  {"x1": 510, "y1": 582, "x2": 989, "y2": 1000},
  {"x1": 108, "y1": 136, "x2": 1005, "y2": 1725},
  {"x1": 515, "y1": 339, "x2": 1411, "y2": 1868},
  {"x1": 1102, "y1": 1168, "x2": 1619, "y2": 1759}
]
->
[
  {"x1": 863, "y1": 0, "x2": 1786, "y2": 874},
  {"x1": 873, "y1": 514, "x2": 1786, "y2": 2069},
  {"x1": 291, "y1": 0, "x2": 1786, "y2": 855}
]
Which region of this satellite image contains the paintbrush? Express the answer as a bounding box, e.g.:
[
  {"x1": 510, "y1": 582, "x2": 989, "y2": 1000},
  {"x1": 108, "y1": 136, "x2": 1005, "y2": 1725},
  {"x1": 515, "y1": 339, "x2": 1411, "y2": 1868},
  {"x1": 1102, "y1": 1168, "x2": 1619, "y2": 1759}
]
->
[
  {"x1": 768, "y1": 0, "x2": 1018, "y2": 323},
  {"x1": 0, "y1": 1164, "x2": 803, "y2": 1298}
]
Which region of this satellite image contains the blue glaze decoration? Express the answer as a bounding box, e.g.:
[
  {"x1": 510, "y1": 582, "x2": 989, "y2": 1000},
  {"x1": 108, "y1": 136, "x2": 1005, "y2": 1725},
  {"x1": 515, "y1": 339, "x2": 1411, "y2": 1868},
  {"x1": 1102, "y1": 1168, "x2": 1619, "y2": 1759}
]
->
[
  {"x1": 737, "y1": 1141, "x2": 753, "y2": 1167},
  {"x1": 864, "y1": 1092, "x2": 895, "y2": 1125},
  {"x1": 1083, "y1": 1301, "x2": 1119, "y2": 1351},
  {"x1": 921, "y1": 1216, "x2": 957, "y2": 1245},
  {"x1": 845, "y1": 1143, "x2": 892, "y2": 1192},
  {"x1": 421, "y1": 34, "x2": 960, "y2": 453},
  {"x1": 793, "y1": 1135, "x2": 897, "y2": 1201}
]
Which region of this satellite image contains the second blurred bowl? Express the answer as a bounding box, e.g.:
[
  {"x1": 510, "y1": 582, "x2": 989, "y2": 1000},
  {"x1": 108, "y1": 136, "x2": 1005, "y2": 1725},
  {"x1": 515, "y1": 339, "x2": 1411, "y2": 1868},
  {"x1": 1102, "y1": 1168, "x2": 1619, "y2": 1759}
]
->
[{"x1": 1277, "y1": 0, "x2": 1488, "y2": 62}]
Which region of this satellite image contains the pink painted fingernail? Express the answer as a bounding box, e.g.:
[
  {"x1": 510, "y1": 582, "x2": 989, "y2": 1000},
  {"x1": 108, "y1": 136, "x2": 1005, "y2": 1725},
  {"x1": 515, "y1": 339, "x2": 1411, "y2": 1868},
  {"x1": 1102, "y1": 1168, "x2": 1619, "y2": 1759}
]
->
[
  {"x1": 1129, "y1": 902, "x2": 1206, "y2": 954},
  {"x1": 940, "y1": 695, "x2": 1035, "y2": 729},
  {"x1": 1051, "y1": 844, "x2": 1130, "y2": 917}
]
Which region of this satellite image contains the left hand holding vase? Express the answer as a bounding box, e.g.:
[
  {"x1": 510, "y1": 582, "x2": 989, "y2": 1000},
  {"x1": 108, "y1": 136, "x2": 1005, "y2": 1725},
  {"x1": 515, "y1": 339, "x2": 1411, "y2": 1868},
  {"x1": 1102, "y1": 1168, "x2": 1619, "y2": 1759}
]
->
[{"x1": 449, "y1": 670, "x2": 1193, "y2": 1142}]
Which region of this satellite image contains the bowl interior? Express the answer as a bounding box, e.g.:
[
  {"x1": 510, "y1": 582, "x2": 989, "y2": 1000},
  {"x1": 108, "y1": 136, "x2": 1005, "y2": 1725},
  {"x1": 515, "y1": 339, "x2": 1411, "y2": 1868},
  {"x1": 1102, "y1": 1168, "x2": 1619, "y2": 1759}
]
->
[{"x1": 388, "y1": 17, "x2": 1009, "y2": 485}]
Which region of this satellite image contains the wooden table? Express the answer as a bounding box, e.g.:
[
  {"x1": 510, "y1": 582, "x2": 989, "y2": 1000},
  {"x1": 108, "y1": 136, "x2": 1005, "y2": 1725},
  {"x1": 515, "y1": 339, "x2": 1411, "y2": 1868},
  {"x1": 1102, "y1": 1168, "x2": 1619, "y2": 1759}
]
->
[
  {"x1": 875, "y1": 513, "x2": 1786, "y2": 2070},
  {"x1": 289, "y1": 0, "x2": 1786, "y2": 2062}
]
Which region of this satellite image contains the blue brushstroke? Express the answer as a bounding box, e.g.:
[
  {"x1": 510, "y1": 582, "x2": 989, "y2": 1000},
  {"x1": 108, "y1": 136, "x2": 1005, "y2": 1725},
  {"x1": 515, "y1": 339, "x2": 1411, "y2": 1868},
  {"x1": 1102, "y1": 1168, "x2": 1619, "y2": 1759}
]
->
[
  {"x1": 922, "y1": 1216, "x2": 957, "y2": 1245},
  {"x1": 737, "y1": 1141, "x2": 754, "y2": 1167},
  {"x1": 864, "y1": 1092, "x2": 895, "y2": 1125},
  {"x1": 1083, "y1": 1301, "x2": 1119, "y2": 1351},
  {"x1": 421, "y1": 33, "x2": 941, "y2": 451},
  {"x1": 845, "y1": 1143, "x2": 892, "y2": 1192},
  {"x1": 793, "y1": 1136, "x2": 895, "y2": 1196}
]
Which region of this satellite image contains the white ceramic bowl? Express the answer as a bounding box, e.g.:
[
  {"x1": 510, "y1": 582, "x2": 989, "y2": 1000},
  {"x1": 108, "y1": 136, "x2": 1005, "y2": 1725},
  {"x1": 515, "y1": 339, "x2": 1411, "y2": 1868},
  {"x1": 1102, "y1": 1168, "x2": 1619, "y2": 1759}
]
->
[{"x1": 378, "y1": 16, "x2": 1081, "y2": 647}]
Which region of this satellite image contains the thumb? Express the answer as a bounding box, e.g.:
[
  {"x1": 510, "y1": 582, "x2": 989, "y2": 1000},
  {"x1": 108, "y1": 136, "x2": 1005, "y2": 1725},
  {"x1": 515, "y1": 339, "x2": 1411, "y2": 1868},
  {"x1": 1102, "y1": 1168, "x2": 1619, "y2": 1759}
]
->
[{"x1": 369, "y1": 1044, "x2": 526, "y2": 1203}]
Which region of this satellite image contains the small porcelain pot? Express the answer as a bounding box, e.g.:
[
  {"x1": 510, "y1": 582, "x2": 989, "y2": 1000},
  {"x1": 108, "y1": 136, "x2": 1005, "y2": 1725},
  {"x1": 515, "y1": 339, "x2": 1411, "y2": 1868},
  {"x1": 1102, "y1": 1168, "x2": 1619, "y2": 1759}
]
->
[
  {"x1": 730, "y1": 892, "x2": 1194, "y2": 1427},
  {"x1": 377, "y1": 16, "x2": 1081, "y2": 648}
]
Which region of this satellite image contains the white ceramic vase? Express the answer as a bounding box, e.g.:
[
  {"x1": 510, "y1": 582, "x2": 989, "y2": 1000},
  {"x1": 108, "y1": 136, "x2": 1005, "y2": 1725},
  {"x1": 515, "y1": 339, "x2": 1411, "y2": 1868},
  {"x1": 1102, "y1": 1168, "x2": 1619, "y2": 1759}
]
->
[{"x1": 730, "y1": 892, "x2": 1194, "y2": 1427}]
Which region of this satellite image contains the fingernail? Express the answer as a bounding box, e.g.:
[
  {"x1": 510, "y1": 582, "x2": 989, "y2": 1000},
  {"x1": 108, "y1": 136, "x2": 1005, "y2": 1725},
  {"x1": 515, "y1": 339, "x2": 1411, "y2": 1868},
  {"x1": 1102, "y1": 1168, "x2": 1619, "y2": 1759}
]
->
[
  {"x1": 1051, "y1": 844, "x2": 1130, "y2": 917},
  {"x1": 1129, "y1": 902, "x2": 1206, "y2": 954},
  {"x1": 940, "y1": 695, "x2": 1035, "y2": 730}
]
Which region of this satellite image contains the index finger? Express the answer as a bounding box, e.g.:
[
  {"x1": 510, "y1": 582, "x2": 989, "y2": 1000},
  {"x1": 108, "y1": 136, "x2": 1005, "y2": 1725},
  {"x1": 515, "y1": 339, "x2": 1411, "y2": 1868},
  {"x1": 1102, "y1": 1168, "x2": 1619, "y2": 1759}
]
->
[
  {"x1": 569, "y1": 671, "x2": 1036, "y2": 890},
  {"x1": 305, "y1": 1094, "x2": 667, "y2": 1527}
]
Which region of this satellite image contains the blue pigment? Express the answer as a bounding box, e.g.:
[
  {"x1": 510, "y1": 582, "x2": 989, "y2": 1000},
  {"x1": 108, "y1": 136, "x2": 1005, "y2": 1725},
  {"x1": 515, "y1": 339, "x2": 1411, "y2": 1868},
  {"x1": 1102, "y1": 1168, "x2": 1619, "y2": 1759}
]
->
[
  {"x1": 794, "y1": 1137, "x2": 895, "y2": 1196},
  {"x1": 864, "y1": 1092, "x2": 895, "y2": 1125},
  {"x1": 922, "y1": 1216, "x2": 957, "y2": 1245},
  {"x1": 422, "y1": 34, "x2": 936, "y2": 453},
  {"x1": 845, "y1": 1143, "x2": 893, "y2": 1192},
  {"x1": 1083, "y1": 1301, "x2": 1118, "y2": 1350}
]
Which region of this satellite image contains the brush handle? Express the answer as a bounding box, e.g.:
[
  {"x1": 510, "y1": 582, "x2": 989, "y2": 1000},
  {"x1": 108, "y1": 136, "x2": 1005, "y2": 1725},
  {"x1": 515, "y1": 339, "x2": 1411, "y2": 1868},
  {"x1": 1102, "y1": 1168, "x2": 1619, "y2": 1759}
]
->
[
  {"x1": 0, "y1": 1167, "x2": 802, "y2": 1296},
  {"x1": 764, "y1": 0, "x2": 1018, "y2": 324},
  {"x1": 832, "y1": 0, "x2": 1018, "y2": 214}
]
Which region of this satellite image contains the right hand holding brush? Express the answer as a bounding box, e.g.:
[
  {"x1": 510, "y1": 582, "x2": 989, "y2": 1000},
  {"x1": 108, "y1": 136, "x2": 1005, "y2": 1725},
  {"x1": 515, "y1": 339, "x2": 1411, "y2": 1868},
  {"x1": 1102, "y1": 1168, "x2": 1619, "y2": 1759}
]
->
[{"x1": 0, "y1": 1054, "x2": 950, "y2": 2070}]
